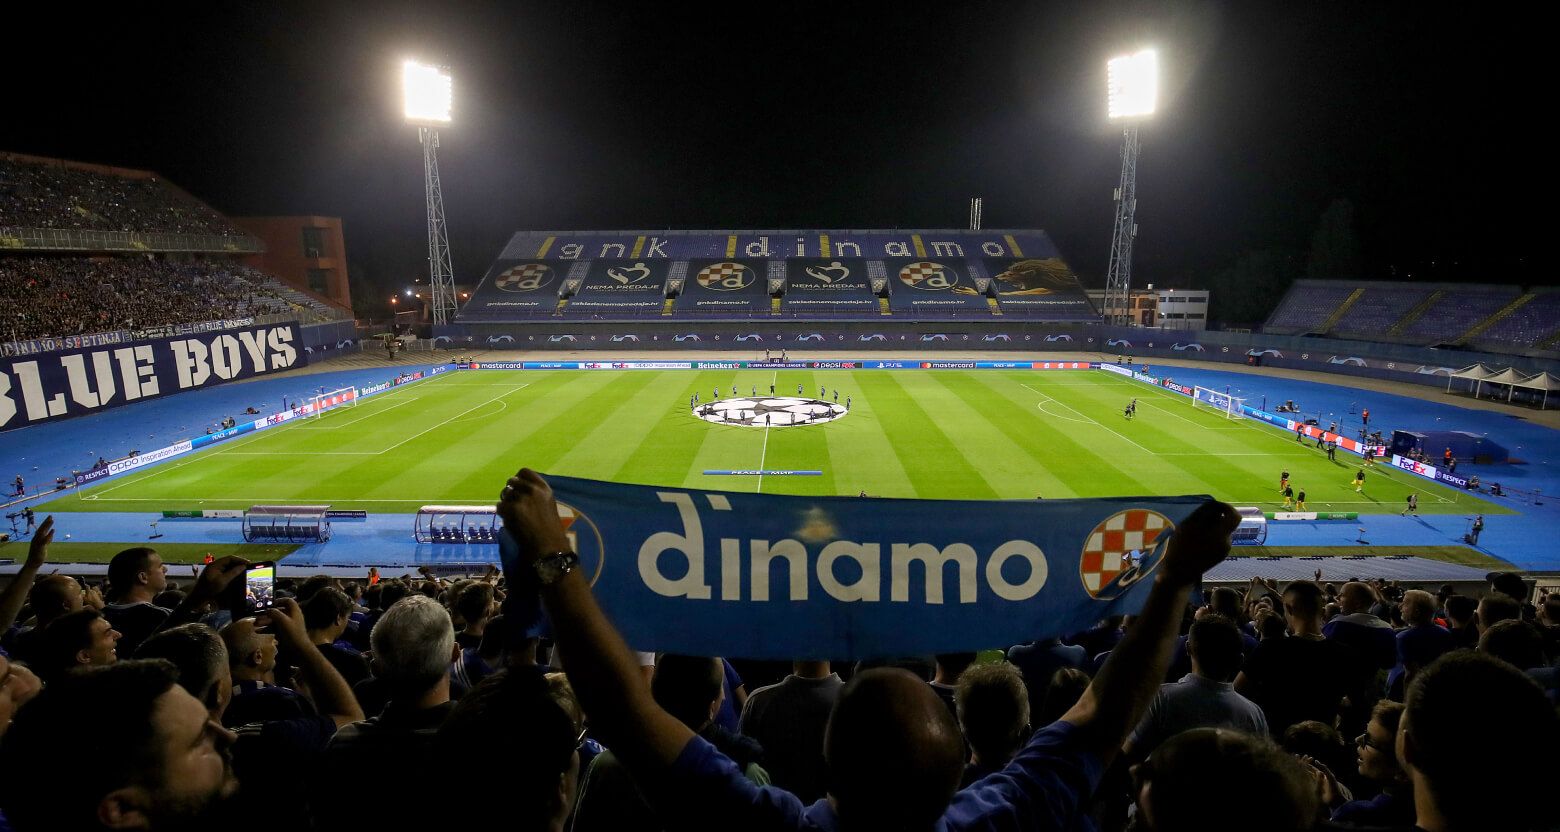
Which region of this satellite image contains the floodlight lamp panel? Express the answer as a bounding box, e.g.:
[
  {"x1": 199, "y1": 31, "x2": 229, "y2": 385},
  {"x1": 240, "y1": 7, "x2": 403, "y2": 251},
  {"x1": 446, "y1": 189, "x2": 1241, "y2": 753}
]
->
[
  {"x1": 403, "y1": 60, "x2": 452, "y2": 123},
  {"x1": 1107, "y1": 49, "x2": 1159, "y2": 120}
]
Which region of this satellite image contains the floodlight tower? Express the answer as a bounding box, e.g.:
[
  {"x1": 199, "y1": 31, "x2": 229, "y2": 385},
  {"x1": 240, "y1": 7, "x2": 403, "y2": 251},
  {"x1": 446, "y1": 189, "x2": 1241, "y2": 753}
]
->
[
  {"x1": 1103, "y1": 49, "x2": 1158, "y2": 327},
  {"x1": 403, "y1": 60, "x2": 458, "y2": 326}
]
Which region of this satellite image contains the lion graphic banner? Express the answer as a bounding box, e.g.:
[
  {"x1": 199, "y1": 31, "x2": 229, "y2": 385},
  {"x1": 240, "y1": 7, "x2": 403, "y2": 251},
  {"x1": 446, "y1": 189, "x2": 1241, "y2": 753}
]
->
[{"x1": 503, "y1": 474, "x2": 1212, "y2": 659}]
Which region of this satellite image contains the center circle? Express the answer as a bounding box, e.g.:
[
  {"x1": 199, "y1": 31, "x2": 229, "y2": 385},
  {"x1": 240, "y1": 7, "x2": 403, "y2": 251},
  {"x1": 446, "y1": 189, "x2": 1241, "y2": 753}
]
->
[{"x1": 692, "y1": 396, "x2": 848, "y2": 428}]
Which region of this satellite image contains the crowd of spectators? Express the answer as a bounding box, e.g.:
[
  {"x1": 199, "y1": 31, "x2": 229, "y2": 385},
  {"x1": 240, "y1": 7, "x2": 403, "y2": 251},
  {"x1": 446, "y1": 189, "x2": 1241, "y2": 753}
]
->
[
  {"x1": 0, "y1": 156, "x2": 243, "y2": 236},
  {"x1": 0, "y1": 256, "x2": 293, "y2": 341},
  {"x1": 0, "y1": 487, "x2": 1556, "y2": 831}
]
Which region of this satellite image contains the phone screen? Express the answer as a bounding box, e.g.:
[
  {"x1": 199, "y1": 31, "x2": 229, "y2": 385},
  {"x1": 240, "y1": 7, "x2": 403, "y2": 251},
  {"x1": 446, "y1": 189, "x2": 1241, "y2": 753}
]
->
[{"x1": 244, "y1": 562, "x2": 276, "y2": 613}]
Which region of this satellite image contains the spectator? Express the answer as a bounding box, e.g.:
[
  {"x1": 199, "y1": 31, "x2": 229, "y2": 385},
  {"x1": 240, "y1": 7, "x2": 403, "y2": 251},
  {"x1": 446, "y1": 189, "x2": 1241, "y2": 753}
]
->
[
  {"x1": 0, "y1": 517, "x2": 60, "y2": 662},
  {"x1": 453, "y1": 581, "x2": 496, "y2": 651},
  {"x1": 1397, "y1": 652, "x2": 1560, "y2": 830},
  {"x1": 1125, "y1": 615, "x2": 1268, "y2": 760},
  {"x1": 1540, "y1": 592, "x2": 1560, "y2": 659},
  {"x1": 103, "y1": 546, "x2": 170, "y2": 657},
  {"x1": 930, "y1": 651, "x2": 976, "y2": 717},
  {"x1": 1478, "y1": 620, "x2": 1551, "y2": 678},
  {"x1": 1068, "y1": 615, "x2": 1126, "y2": 658},
  {"x1": 1486, "y1": 571, "x2": 1529, "y2": 604},
  {"x1": 220, "y1": 615, "x2": 309, "y2": 727},
  {"x1": 35, "y1": 608, "x2": 120, "y2": 682},
  {"x1": 738, "y1": 660, "x2": 844, "y2": 803},
  {"x1": 494, "y1": 467, "x2": 1238, "y2": 831},
  {"x1": 575, "y1": 655, "x2": 770, "y2": 832},
  {"x1": 1443, "y1": 594, "x2": 1479, "y2": 648},
  {"x1": 4, "y1": 575, "x2": 85, "y2": 665},
  {"x1": 303, "y1": 586, "x2": 371, "y2": 689},
  {"x1": 1477, "y1": 592, "x2": 1522, "y2": 632},
  {"x1": 1006, "y1": 636, "x2": 1088, "y2": 719},
  {"x1": 136, "y1": 623, "x2": 232, "y2": 720},
  {"x1": 313, "y1": 595, "x2": 457, "y2": 829},
  {"x1": 952, "y1": 662, "x2": 1030, "y2": 787},
  {"x1": 293, "y1": 574, "x2": 335, "y2": 604},
  {"x1": 1280, "y1": 720, "x2": 1356, "y2": 795},
  {"x1": 0, "y1": 656, "x2": 42, "y2": 741},
  {"x1": 1388, "y1": 589, "x2": 1455, "y2": 700},
  {"x1": 431, "y1": 668, "x2": 582, "y2": 832},
  {"x1": 1323, "y1": 582, "x2": 1397, "y2": 671},
  {"x1": 352, "y1": 579, "x2": 409, "y2": 651},
  {"x1": 1236, "y1": 581, "x2": 1364, "y2": 735},
  {"x1": 1033, "y1": 666, "x2": 1092, "y2": 728},
  {"x1": 1329, "y1": 700, "x2": 1412, "y2": 827},
  {"x1": 1164, "y1": 587, "x2": 1258, "y2": 681},
  {"x1": 714, "y1": 656, "x2": 748, "y2": 733},
  {"x1": 1129, "y1": 728, "x2": 1318, "y2": 832},
  {"x1": 451, "y1": 612, "x2": 512, "y2": 698},
  {"x1": 0, "y1": 660, "x2": 239, "y2": 832}
]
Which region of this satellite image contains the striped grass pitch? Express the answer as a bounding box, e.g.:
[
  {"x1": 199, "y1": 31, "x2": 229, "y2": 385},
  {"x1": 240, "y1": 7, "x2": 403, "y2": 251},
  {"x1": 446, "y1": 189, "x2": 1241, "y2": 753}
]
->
[{"x1": 44, "y1": 369, "x2": 1507, "y2": 516}]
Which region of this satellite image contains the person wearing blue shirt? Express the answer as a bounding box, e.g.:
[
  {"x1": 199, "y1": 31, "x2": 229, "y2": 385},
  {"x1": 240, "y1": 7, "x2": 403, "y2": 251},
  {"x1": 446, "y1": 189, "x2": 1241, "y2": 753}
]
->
[{"x1": 495, "y1": 467, "x2": 1240, "y2": 832}]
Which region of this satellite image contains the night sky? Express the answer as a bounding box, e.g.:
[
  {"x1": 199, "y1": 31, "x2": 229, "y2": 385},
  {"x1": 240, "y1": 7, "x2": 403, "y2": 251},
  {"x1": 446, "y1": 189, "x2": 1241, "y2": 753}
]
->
[{"x1": 2, "y1": 2, "x2": 1546, "y2": 322}]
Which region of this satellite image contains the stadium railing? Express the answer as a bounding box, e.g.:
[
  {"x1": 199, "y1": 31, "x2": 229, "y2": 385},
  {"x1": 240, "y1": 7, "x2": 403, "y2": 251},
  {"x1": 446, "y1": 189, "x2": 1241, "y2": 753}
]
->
[{"x1": 0, "y1": 226, "x2": 263, "y2": 254}]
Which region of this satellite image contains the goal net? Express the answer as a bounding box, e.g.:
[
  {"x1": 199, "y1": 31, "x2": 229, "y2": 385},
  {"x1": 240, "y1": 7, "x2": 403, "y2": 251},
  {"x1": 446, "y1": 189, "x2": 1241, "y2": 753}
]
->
[
  {"x1": 1191, "y1": 386, "x2": 1245, "y2": 419},
  {"x1": 307, "y1": 387, "x2": 359, "y2": 418}
]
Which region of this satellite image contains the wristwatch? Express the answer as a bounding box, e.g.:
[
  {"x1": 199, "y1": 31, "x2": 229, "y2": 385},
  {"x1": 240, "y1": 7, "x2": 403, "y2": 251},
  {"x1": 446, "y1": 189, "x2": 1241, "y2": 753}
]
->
[{"x1": 533, "y1": 550, "x2": 580, "y2": 586}]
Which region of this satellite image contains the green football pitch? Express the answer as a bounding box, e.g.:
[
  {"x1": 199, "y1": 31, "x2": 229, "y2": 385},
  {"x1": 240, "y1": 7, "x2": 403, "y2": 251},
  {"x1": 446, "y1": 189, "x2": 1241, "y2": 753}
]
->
[{"x1": 43, "y1": 369, "x2": 1505, "y2": 515}]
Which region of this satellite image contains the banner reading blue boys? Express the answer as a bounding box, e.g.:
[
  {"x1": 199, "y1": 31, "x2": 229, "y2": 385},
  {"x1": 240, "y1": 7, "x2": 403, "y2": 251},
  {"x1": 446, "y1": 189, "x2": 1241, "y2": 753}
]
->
[{"x1": 510, "y1": 475, "x2": 1212, "y2": 659}]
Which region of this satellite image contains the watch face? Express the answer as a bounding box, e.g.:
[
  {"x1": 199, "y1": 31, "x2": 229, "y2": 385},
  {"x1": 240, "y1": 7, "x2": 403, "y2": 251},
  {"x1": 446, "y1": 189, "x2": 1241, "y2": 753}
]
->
[{"x1": 536, "y1": 552, "x2": 577, "y2": 584}]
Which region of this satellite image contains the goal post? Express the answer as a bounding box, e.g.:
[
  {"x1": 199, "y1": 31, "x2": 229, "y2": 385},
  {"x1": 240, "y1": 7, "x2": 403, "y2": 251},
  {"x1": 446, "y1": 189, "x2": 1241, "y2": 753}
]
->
[
  {"x1": 307, "y1": 387, "x2": 359, "y2": 418},
  {"x1": 1191, "y1": 386, "x2": 1244, "y2": 419}
]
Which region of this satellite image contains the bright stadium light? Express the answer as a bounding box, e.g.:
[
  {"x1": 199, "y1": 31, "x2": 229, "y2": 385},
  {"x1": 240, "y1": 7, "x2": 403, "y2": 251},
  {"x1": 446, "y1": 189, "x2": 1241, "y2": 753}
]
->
[
  {"x1": 1101, "y1": 48, "x2": 1160, "y2": 327},
  {"x1": 402, "y1": 58, "x2": 459, "y2": 327},
  {"x1": 1107, "y1": 49, "x2": 1158, "y2": 120},
  {"x1": 402, "y1": 60, "x2": 452, "y2": 124}
]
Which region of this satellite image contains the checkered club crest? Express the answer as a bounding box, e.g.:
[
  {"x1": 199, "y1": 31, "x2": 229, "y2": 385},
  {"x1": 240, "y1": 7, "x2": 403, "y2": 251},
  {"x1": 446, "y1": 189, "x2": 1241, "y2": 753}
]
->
[
  {"x1": 1079, "y1": 509, "x2": 1173, "y2": 598},
  {"x1": 495, "y1": 262, "x2": 554, "y2": 292},
  {"x1": 695, "y1": 262, "x2": 754, "y2": 291},
  {"x1": 898, "y1": 261, "x2": 956, "y2": 290}
]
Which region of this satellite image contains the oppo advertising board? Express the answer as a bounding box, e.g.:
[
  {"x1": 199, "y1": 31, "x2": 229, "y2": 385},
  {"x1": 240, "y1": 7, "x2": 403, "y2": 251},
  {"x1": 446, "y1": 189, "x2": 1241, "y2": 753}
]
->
[{"x1": 0, "y1": 323, "x2": 302, "y2": 431}]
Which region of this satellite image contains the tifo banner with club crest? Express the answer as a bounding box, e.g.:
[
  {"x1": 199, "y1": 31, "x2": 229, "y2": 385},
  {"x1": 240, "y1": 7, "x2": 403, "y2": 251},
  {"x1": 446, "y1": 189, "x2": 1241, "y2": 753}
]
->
[
  {"x1": 468, "y1": 260, "x2": 562, "y2": 315},
  {"x1": 885, "y1": 258, "x2": 990, "y2": 315},
  {"x1": 675, "y1": 259, "x2": 771, "y2": 312},
  {"x1": 503, "y1": 474, "x2": 1212, "y2": 659}
]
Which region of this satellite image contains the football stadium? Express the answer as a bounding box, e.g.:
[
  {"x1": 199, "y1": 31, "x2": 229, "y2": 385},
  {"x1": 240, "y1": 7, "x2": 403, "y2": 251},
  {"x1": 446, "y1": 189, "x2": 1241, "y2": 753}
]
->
[{"x1": 0, "y1": 7, "x2": 1556, "y2": 832}]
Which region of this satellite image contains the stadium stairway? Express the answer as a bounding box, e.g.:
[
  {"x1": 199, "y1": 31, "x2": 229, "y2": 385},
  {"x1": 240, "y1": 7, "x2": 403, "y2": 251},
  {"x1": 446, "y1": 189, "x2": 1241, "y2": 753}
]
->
[
  {"x1": 1456, "y1": 292, "x2": 1534, "y2": 344},
  {"x1": 1387, "y1": 289, "x2": 1445, "y2": 337},
  {"x1": 1318, "y1": 287, "x2": 1366, "y2": 334}
]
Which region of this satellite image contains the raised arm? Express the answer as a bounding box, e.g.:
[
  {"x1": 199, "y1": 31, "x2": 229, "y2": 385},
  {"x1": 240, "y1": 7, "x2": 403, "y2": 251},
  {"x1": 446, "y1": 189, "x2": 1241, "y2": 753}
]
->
[
  {"x1": 160, "y1": 556, "x2": 249, "y2": 630},
  {"x1": 1060, "y1": 500, "x2": 1238, "y2": 766},
  {"x1": 0, "y1": 517, "x2": 53, "y2": 633},
  {"x1": 496, "y1": 468, "x2": 694, "y2": 772},
  {"x1": 262, "y1": 597, "x2": 365, "y2": 728}
]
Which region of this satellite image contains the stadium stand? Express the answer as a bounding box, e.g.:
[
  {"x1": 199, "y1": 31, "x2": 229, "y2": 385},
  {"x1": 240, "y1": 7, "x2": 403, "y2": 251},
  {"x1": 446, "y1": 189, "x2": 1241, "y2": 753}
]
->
[
  {"x1": 1328, "y1": 284, "x2": 1434, "y2": 340},
  {"x1": 0, "y1": 153, "x2": 349, "y2": 345},
  {"x1": 0, "y1": 256, "x2": 344, "y2": 341},
  {"x1": 0, "y1": 495, "x2": 1553, "y2": 832},
  {"x1": 1265, "y1": 279, "x2": 1560, "y2": 354},
  {"x1": 459, "y1": 231, "x2": 1099, "y2": 324},
  {"x1": 0, "y1": 153, "x2": 243, "y2": 237},
  {"x1": 1259, "y1": 281, "x2": 1359, "y2": 335},
  {"x1": 1396, "y1": 286, "x2": 1520, "y2": 344},
  {"x1": 1468, "y1": 289, "x2": 1560, "y2": 351}
]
